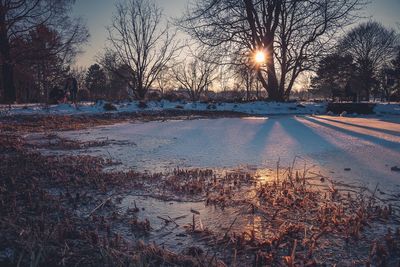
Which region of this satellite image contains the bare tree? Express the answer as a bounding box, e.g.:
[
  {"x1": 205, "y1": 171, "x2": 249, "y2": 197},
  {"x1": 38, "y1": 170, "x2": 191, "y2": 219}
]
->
[
  {"x1": 0, "y1": 0, "x2": 88, "y2": 103},
  {"x1": 70, "y1": 66, "x2": 87, "y2": 92},
  {"x1": 232, "y1": 61, "x2": 256, "y2": 101},
  {"x1": 107, "y1": 0, "x2": 180, "y2": 99},
  {"x1": 182, "y1": 0, "x2": 365, "y2": 101},
  {"x1": 97, "y1": 50, "x2": 134, "y2": 99},
  {"x1": 376, "y1": 67, "x2": 397, "y2": 102},
  {"x1": 156, "y1": 66, "x2": 175, "y2": 95},
  {"x1": 173, "y1": 50, "x2": 218, "y2": 101},
  {"x1": 339, "y1": 21, "x2": 398, "y2": 100}
]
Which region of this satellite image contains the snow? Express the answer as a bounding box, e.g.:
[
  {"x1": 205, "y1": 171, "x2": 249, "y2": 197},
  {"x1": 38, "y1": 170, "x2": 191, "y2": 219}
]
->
[
  {"x1": 0, "y1": 100, "x2": 326, "y2": 116},
  {"x1": 56, "y1": 115, "x2": 400, "y2": 193},
  {"x1": 1, "y1": 100, "x2": 399, "y2": 117},
  {"x1": 374, "y1": 103, "x2": 400, "y2": 115}
]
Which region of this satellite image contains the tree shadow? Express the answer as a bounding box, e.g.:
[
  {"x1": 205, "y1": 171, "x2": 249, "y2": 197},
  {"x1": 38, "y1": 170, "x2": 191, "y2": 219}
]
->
[
  {"x1": 375, "y1": 116, "x2": 400, "y2": 124},
  {"x1": 302, "y1": 116, "x2": 400, "y2": 150},
  {"x1": 316, "y1": 116, "x2": 400, "y2": 137},
  {"x1": 279, "y1": 116, "x2": 398, "y2": 184},
  {"x1": 247, "y1": 118, "x2": 276, "y2": 156},
  {"x1": 277, "y1": 116, "x2": 339, "y2": 154}
]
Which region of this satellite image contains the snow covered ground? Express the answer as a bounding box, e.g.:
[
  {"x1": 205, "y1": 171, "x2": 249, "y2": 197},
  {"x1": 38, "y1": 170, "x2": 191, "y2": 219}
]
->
[
  {"x1": 1, "y1": 100, "x2": 400, "y2": 117},
  {"x1": 54, "y1": 115, "x2": 400, "y2": 193},
  {"x1": 374, "y1": 102, "x2": 400, "y2": 115},
  {"x1": 0, "y1": 100, "x2": 327, "y2": 116}
]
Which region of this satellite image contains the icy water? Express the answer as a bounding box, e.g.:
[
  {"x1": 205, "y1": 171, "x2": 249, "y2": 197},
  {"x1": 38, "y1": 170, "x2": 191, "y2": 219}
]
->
[
  {"x1": 56, "y1": 115, "x2": 400, "y2": 192},
  {"x1": 28, "y1": 115, "x2": 400, "y2": 265},
  {"x1": 116, "y1": 195, "x2": 260, "y2": 251}
]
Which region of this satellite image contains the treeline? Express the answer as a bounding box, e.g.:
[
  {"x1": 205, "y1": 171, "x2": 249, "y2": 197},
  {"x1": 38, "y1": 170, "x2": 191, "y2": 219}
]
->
[
  {"x1": 1, "y1": 0, "x2": 399, "y2": 104},
  {"x1": 0, "y1": 0, "x2": 88, "y2": 103},
  {"x1": 311, "y1": 22, "x2": 400, "y2": 102}
]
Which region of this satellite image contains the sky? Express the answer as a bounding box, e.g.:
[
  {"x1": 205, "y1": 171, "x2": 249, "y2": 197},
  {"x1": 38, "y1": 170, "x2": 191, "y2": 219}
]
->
[
  {"x1": 73, "y1": 0, "x2": 188, "y2": 67},
  {"x1": 73, "y1": 0, "x2": 400, "y2": 68}
]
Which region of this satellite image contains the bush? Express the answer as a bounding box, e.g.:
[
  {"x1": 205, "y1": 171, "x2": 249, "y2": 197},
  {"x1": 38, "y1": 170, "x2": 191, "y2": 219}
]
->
[
  {"x1": 163, "y1": 91, "x2": 179, "y2": 102},
  {"x1": 327, "y1": 103, "x2": 375, "y2": 115},
  {"x1": 49, "y1": 87, "x2": 66, "y2": 104},
  {"x1": 163, "y1": 91, "x2": 189, "y2": 102},
  {"x1": 103, "y1": 102, "x2": 117, "y2": 111},
  {"x1": 138, "y1": 101, "x2": 148, "y2": 109},
  {"x1": 77, "y1": 89, "x2": 90, "y2": 101},
  {"x1": 207, "y1": 104, "x2": 217, "y2": 110},
  {"x1": 147, "y1": 91, "x2": 161, "y2": 101}
]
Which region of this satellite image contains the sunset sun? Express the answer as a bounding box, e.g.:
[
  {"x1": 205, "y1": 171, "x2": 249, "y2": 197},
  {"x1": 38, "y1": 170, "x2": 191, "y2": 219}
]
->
[{"x1": 254, "y1": 50, "x2": 266, "y2": 64}]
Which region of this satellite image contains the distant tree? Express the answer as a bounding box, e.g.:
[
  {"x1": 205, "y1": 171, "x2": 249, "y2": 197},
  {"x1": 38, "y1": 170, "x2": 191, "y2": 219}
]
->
[
  {"x1": 173, "y1": 51, "x2": 218, "y2": 101},
  {"x1": 85, "y1": 64, "x2": 108, "y2": 100},
  {"x1": 70, "y1": 66, "x2": 87, "y2": 92},
  {"x1": 98, "y1": 51, "x2": 132, "y2": 100},
  {"x1": 231, "y1": 59, "x2": 256, "y2": 101},
  {"x1": 0, "y1": 0, "x2": 88, "y2": 103},
  {"x1": 375, "y1": 67, "x2": 397, "y2": 102},
  {"x1": 106, "y1": 0, "x2": 180, "y2": 99},
  {"x1": 26, "y1": 25, "x2": 71, "y2": 101},
  {"x1": 9, "y1": 25, "x2": 72, "y2": 102},
  {"x1": 374, "y1": 49, "x2": 400, "y2": 101},
  {"x1": 339, "y1": 21, "x2": 398, "y2": 101},
  {"x1": 311, "y1": 54, "x2": 356, "y2": 101},
  {"x1": 13, "y1": 61, "x2": 38, "y2": 102},
  {"x1": 109, "y1": 64, "x2": 132, "y2": 99},
  {"x1": 393, "y1": 49, "x2": 400, "y2": 85},
  {"x1": 392, "y1": 49, "x2": 400, "y2": 100},
  {"x1": 182, "y1": 0, "x2": 366, "y2": 101},
  {"x1": 156, "y1": 66, "x2": 175, "y2": 96}
]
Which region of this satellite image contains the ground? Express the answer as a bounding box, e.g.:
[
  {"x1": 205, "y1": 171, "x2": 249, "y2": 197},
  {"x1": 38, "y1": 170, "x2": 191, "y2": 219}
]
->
[{"x1": 1, "y1": 102, "x2": 400, "y2": 266}]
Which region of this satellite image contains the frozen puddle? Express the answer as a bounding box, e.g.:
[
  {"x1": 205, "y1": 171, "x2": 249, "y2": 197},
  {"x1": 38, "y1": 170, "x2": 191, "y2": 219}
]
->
[
  {"x1": 53, "y1": 115, "x2": 400, "y2": 191},
  {"x1": 116, "y1": 195, "x2": 253, "y2": 251}
]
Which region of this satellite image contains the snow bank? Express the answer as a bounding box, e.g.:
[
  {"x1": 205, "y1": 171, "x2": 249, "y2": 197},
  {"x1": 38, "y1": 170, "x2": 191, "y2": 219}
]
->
[
  {"x1": 1, "y1": 100, "x2": 399, "y2": 117},
  {"x1": 0, "y1": 100, "x2": 327, "y2": 117},
  {"x1": 374, "y1": 103, "x2": 400, "y2": 115}
]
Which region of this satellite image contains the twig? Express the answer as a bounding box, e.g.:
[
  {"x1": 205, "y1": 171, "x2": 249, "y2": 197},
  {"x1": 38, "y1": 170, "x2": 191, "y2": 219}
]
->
[
  {"x1": 223, "y1": 216, "x2": 238, "y2": 238},
  {"x1": 190, "y1": 208, "x2": 200, "y2": 215},
  {"x1": 192, "y1": 214, "x2": 195, "y2": 232},
  {"x1": 87, "y1": 195, "x2": 112, "y2": 218},
  {"x1": 167, "y1": 216, "x2": 180, "y2": 227}
]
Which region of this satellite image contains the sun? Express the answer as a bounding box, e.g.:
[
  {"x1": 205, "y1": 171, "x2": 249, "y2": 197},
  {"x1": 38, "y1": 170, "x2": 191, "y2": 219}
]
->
[{"x1": 254, "y1": 50, "x2": 266, "y2": 64}]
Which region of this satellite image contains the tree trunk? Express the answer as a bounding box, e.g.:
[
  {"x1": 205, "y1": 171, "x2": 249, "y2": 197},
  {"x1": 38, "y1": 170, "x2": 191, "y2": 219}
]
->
[
  {"x1": 137, "y1": 87, "x2": 146, "y2": 100},
  {"x1": 1, "y1": 62, "x2": 16, "y2": 103},
  {"x1": 136, "y1": 77, "x2": 146, "y2": 99},
  {"x1": 246, "y1": 79, "x2": 251, "y2": 101},
  {"x1": 259, "y1": 68, "x2": 284, "y2": 101},
  {"x1": 256, "y1": 79, "x2": 259, "y2": 99},
  {"x1": 260, "y1": 39, "x2": 284, "y2": 101},
  {"x1": 0, "y1": 12, "x2": 16, "y2": 103}
]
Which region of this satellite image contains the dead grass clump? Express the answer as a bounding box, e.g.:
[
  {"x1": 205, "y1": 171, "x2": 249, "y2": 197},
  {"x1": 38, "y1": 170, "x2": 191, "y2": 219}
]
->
[
  {"x1": 179, "y1": 160, "x2": 400, "y2": 266},
  {"x1": 0, "y1": 132, "x2": 232, "y2": 266},
  {"x1": 28, "y1": 133, "x2": 110, "y2": 150},
  {"x1": 131, "y1": 241, "x2": 226, "y2": 267}
]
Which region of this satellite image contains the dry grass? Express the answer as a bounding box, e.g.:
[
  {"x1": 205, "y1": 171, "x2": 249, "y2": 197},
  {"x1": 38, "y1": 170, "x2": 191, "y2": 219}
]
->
[{"x1": 0, "y1": 133, "x2": 226, "y2": 266}]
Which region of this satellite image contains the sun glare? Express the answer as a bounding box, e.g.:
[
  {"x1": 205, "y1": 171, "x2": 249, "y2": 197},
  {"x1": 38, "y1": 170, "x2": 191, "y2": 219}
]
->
[{"x1": 254, "y1": 50, "x2": 266, "y2": 64}]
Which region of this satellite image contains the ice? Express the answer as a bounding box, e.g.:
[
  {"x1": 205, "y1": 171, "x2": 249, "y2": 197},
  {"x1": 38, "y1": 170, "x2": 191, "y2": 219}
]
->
[{"x1": 58, "y1": 115, "x2": 400, "y2": 192}]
